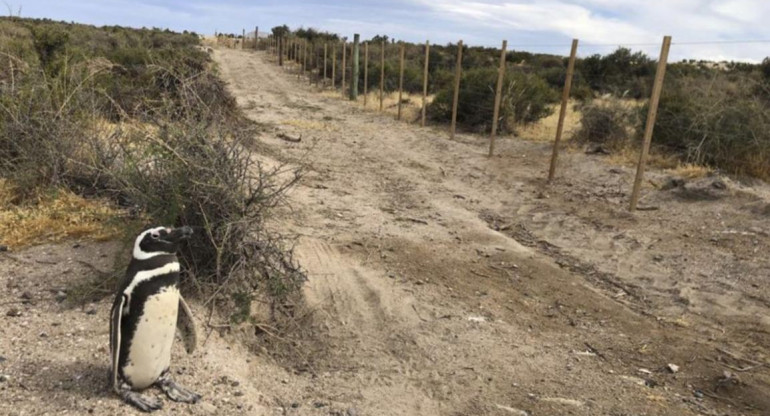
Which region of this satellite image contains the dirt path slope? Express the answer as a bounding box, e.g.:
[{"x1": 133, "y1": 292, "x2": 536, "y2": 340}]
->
[
  {"x1": 214, "y1": 48, "x2": 770, "y2": 415},
  {"x1": 1, "y1": 47, "x2": 769, "y2": 416}
]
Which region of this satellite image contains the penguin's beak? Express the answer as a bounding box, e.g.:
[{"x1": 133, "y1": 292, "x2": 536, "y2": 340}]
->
[{"x1": 166, "y1": 226, "x2": 193, "y2": 243}]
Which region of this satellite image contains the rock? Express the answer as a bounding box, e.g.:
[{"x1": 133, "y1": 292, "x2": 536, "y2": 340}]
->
[
  {"x1": 0, "y1": 356, "x2": 5, "y2": 363},
  {"x1": 608, "y1": 168, "x2": 624, "y2": 174},
  {"x1": 20, "y1": 291, "x2": 33, "y2": 300},
  {"x1": 711, "y1": 179, "x2": 727, "y2": 190},
  {"x1": 55, "y1": 291, "x2": 67, "y2": 303},
  {"x1": 0, "y1": 245, "x2": 7, "y2": 252},
  {"x1": 230, "y1": 380, "x2": 240, "y2": 387},
  {"x1": 667, "y1": 363, "x2": 680, "y2": 373},
  {"x1": 0, "y1": 374, "x2": 9, "y2": 383},
  {"x1": 585, "y1": 144, "x2": 610, "y2": 155},
  {"x1": 495, "y1": 404, "x2": 529, "y2": 415},
  {"x1": 5, "y1": 308, "x2": 22, "y2": 317},
  {"x1": 233, "y1": 391, "x2": 244, "y2": 397},
  {"x1": 660, "y1": 177, "x2": 685, "y2": 191},
  {"x1": 346, "y1": 407, "x2": 358, "y2": 416},
  {"x1": 199, "y1": 402, "x2": 217, "y2": 414},
  {"x1": 85, "y1": 307, "x2": 97, "y2": 315}
]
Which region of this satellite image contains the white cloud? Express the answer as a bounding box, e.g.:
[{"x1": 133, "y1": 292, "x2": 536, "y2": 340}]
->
[{"x1": 409, "y1": 0, "x2": 770, "y2": 61}]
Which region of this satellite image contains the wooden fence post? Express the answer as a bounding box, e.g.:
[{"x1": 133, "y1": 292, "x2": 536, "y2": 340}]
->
[
  {"x1": 303, "y1": 40, "x2": 308, "y2": 77},
  {"x1": 421, "y1": 40, "x2": 430, "y2": 127},
  {"x1": 255, "y1": 26, "x2": 259, "y2": 50},
  {"x1": 364, "y1": 42, "x2": 369, "y2": 107},
  {"x1": 242, "y1": 28, "x2": 245, "y2": 49},
  {"x1": 332, "y1": 43, "x2": 336, "y2": 89},
  {"x1": 547, "y1": 39, "x2": 579, "y2": 181},
  {"x1": 351, "y1": 34, "x2": 360, "y2": 100},
  {"x1": 279, "y1": 36, "x2": 284, "y2": 66},
  {"x1": 450, "y1": 40, "x2": 463, "y2": 140},
  {"x1": 298, "y1": 40, "x2": 303, "y2": 79},
  {"x1": 323, "y1": 43, "x2": 328, "y2": 86},
  {"x1": 629, "y1": 35, "x2": 672, "y2": 211},
  {"x1": 397, "y1": 42, "x2": 405, "y2": 120},
  {"x1": 380, "y1": 40, "x2": 385, "y2": 111},
  {"x1": 342, "y1": 40, "x2": 347, "y2": 97},
  {"x1": 489, "y1": 40, "x2": 508, "y2": 157}
]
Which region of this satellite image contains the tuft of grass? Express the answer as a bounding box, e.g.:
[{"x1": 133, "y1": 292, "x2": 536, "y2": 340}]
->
[
  {"x1": 0, "y1": 180, "x2": 131, "y2": 249},
  {"x1": 667, "y1": 163, "x2": 712, "y2": 179}
]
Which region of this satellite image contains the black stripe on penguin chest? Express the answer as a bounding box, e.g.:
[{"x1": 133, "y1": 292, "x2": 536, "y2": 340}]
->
[{"x1": 118, "y1": 256, "x2": 181, "y2": 373}]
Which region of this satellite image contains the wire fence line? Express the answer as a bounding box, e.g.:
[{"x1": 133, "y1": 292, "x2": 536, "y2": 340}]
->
[{"x1": 214, "y1": 29, "x2": 770, "y2": 212}]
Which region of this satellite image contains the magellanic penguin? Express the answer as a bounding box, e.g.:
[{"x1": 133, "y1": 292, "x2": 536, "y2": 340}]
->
[{"x1": 110, "y1": 226, "x2": 201, "y2": 412}]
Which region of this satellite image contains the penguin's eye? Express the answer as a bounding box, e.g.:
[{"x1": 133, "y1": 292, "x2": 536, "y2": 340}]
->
[{"x1": 151, "y1": 232, "x2": 160, "y2": 239}]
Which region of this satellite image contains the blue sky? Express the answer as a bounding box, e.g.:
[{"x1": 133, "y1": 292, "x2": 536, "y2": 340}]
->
[{"x1": 13, "y1": 0, "x2": 770, "y2": 62}]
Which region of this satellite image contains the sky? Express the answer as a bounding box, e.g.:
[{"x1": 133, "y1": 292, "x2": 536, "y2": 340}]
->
[{"x1": 11, "y1": 0, "x2": 770, "y2": 62}]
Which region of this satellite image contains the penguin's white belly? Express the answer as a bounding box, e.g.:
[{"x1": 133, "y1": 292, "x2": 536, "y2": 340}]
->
[{"x1": 123, "y1": 286, "x2": 179, "y2": 389}]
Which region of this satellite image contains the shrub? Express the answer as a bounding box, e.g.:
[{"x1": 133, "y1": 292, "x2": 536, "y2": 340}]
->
[
  {"x1": 0, "y1": 17, "x2": 305, "y2": 319},
  {"x1": 428, "y1": 67, "x2": 556, "y2": 132},
  {"x1": 572, "y1": 98, "x2": 639, "y2": 148},
  {"x1": 647, "y1": 72, "x2": 770, "y2": 180}
]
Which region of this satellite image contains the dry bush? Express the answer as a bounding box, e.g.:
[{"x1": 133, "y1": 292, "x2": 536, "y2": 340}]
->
[{"x1": 0, "y1": 18, "x2": 306, "y2": 320}]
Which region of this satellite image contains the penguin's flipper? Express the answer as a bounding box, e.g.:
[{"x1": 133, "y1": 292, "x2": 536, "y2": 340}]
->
[
  {"x1": 177, "y1": 295, "x2": 197, "y2": 354},
  {"x1": 109, "y1": 294, "x2": 126, "y2": 393}
]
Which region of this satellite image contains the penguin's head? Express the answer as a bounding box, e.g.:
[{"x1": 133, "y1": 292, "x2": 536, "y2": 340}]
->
[{"x1": 132, "y1": 226, "x2": 193, "y2": 260}]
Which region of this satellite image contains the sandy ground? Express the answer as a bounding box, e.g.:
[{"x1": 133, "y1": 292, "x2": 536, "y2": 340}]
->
[{"x1": 2, "y1": 47, "x2": 769, "y2": 415}]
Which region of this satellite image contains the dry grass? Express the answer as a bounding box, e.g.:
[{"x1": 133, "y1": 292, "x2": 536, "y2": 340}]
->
[
  {"x1": 281, "y1": 118, "x2": 338, "y2": 132},
  {"x1": 0, "y1": 180, "x2": 129, "y2": 250},
  {"x1": 518, "y1": 100, "x2": 582, "y2": 142}
]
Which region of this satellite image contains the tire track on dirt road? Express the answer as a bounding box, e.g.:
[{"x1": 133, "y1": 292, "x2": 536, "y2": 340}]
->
[{"x1": 214, "y1": 48, "x2": 770, "y2": 415}]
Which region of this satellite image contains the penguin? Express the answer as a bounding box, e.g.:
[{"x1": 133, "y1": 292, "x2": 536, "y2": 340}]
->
[{"x1": 109, "y1": 226, "x2": 201, "y2": 412}]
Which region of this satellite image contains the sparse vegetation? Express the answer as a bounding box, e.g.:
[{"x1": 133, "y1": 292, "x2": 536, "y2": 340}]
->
[{"x1": 0, "y1": 17, "x2": 304, "y2": 318}]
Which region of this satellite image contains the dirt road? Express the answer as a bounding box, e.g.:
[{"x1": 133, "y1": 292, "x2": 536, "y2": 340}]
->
[{"x1": 1, "y1": 47, "x2": 769, "y2": 415}]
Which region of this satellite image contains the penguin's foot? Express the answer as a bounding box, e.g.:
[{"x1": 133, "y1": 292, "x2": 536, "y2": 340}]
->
[
  {"x1": 157, "y1": 372, "x2": 201, "y2": 404},
  {"x1": 119, "y1": 387, "x2": 163, "y2": 413}
]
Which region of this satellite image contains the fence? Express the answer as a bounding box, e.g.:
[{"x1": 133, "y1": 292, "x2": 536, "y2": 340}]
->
[{"x1": 217, "y1": 29, "x2": 770, "y2": 211}]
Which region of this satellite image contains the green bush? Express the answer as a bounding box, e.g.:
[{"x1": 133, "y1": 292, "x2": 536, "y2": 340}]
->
[
  {"x1": 572, "y1": 99, "x2": 639, "y2": 147},
  {"x1": 428, "y1": 67, "x2": 556, "y2": 132},
  {"x1": 647, "y1": 72, "x2": 770, "y2": 179}
]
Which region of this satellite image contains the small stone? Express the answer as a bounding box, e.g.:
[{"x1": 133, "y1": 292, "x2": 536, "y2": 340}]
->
[
  {"x1": 693, "y1": 390, "x2": 704, "y2": 399},
  {"x1": 230, "y1": 380, "x2": 240, "y2": 387},
  {"x1": 20, "y1": 292, "x2": 33, "y2": 300},
  {"x1": 55, "y1": 291, "x2": 67, "y2": 303},
  {"x1": 0, "y1": 245, "x2": 7, "y2": 252},
  {"x1": 39, "y1": 332, "x2": 49, "y2": 338},
  {"x1": 291, "y1": 402, "x2": 299, "y2": 408},
  {"x1": 199, "y1": 402, "x2": 217, "y2": 414},
  {"x1": 234, "y1": 391, "x2": 244, "y2": 397},
  {"x1": 711, "y1": 179, "x2": 727, "y2": 190},
  {"x1": 0, "y1": 375, "x2": 9, "y2": 383},
  {"x1": 660, "y1": 177, "x2": 685, "y2": 191},
  {"x1": 346, "y1": 407, "x2": 358, "y2": 416},
  {"x1": 5, "y1": 308, "x2": 22, "y2": 317},
  {"x1": 652, "y1": 254, "x2": 663, "y2": 262},
  {"x1": 0, "y1": 356, "x2": 5, "y2": 363},
  {"x1": 609, "y1": 168, "x2": 623, "y2": 174},
  {"x1": 85, "y1": 308, "x2": 97, "y2": 315},
  {"x1": 667, "y1": 363, "x2": 680, "y2": 373}
]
